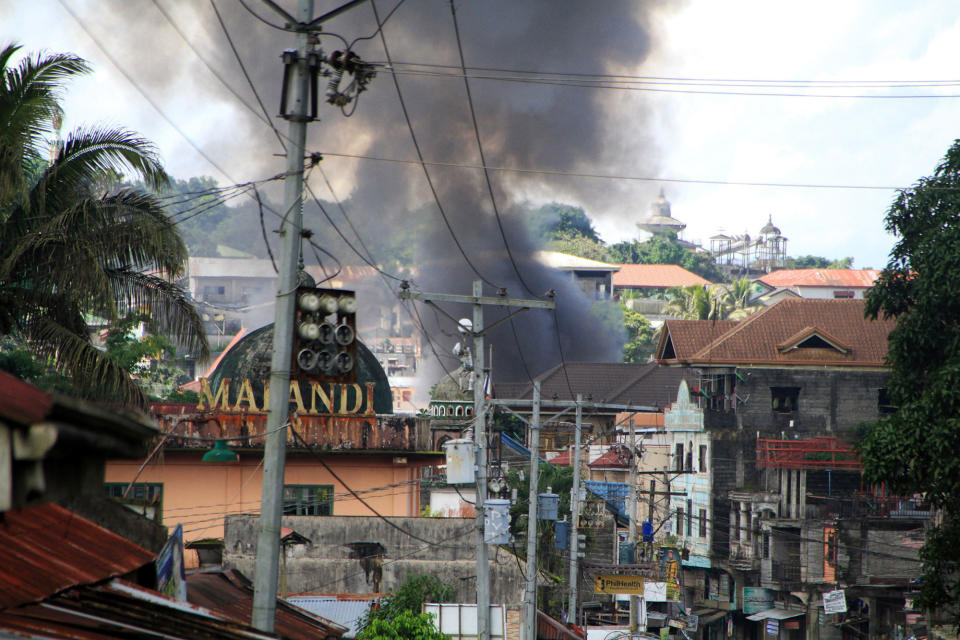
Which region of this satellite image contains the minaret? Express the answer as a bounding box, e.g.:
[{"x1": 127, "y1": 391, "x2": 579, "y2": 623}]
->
[{"x1": 636, "y1": 187, "x2": 686, "y2": 236}]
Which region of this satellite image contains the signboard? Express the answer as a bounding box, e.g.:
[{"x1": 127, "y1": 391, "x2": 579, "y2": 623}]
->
[
  {"x1": 658, "y1": 547, "x2": 681, "y2": 602},
  {"x1": 644, "y1": 581, "x2": 668, "y2": 602},
  {"x1": 823, "y1": 589, "x2": 847, "y2": 614},
  {"x1": 766, "y1": 619, "x2": 779, "y2": 637},
  {"x1": 595, "y1": 574, "x2": 645, "y2": 595},
  {"x1": 682, "y1": 614, "x2": 699, "y2": 633},
  {"x1": 156, "y1": 524, "x2": 186, "y2": 601},
  {"x1": 743, "y1": 587, "x2": 776, "y2": 615}
]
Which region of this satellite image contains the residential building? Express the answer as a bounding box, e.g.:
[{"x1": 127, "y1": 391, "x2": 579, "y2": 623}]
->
[
  {"x1": 536, "y1": 251, "x2": 621, "y2": 300},
  {"x1": 654, "y1": 298, "x2": 927, "y2": 640},
  {"x1": 752, "y1": 268, "x2": 880, "y2": 302}
]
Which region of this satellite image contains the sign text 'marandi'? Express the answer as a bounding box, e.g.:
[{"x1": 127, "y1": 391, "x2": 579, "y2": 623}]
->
[{"x1": 197, "y1": 377, "x2": 378, "y2": 416}]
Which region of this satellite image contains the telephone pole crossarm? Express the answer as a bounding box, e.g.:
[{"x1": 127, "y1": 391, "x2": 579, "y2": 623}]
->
[{"x1": 398, "y1": 290, "x2": 556, "y2": 310}]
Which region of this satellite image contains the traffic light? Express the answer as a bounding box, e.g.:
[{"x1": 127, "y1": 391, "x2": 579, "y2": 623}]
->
[{"x1": 292, "y1": 286, "x2": 358, "y2": 383}]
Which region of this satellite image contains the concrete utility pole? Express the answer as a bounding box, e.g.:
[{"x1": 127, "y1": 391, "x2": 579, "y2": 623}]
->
[
  {"x1": 399, "y1": 282, "x2": 554, "y2": 640},
  {"x1": 628, "y1": 417, "x2": 639, "y2": 632},
  {"x1": 567, "y1": 395, "x2": 582, "y2": 623},
  {"x1": 252, "y1": 0, "x2": 313, "y2": 630},
  {"x1": 523, "y1": 382, "x2": 542, "y2": 640}
]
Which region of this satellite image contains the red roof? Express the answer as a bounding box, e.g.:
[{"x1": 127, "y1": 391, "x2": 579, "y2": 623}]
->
[
  {"x1": 613, "y1": 264, "x2": 712, "y2": 288},
  {"x1": 588, "y1": 448, "x2": 630, "y2": 469},
  {"x1": 187, "y1": 570, "x2": 346, "y2": 639},
  {"x1": 756, "y1": 269, "x2": 880, "y2": 289},
  {"x1": 0, "y1": 370, "x2": 54, "y2": 425},
  {"x1": 658, "y1": 299, "x2": 894, "y2": 367},
  {"x1": 0, "y1": 503, "x2": 156, "y2": 609},
  {"x1": 656, "y1": 320, "x2": 738, "y2": 362},
  {"x1": 550, "y1": 449, "x2": 572, "y2": 465}
]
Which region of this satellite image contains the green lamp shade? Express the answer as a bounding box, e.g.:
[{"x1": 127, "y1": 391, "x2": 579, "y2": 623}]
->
[{"x1": 202, "y1": 439, "x2": 239, "y2": 463}]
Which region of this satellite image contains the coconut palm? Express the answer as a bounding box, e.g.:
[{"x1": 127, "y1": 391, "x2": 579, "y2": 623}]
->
[
  {"x1": 663, "y1": 284, "x2": 726, "y2": 320},
  {"x1": 0, "y1": 43, "x2": 207, "y2": 404},
  {"x1": 719, "y1": 277, "x2": 761, "y2": 320}
]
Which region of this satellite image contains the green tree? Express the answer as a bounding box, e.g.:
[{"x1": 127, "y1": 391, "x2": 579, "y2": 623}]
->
[
  {"x1": 359, "y1": 575, "x2": 454, "y2": 632},
  {"x1": 663, "y1": 284, "x2": 724, "y2": 320},
  {"x1": 783, "y1": 255, "x2": 854, "y2": 269},
  {"x1": 622, "y1": 305, "x2": 657, "y2": 363},
  {"x1": 859, "y1": 140, "x2": 960, "y2": 618},
  {"x1": 608, "y1": 233, "x2": 724, "y2": 282},
  {"x1": 357, "y1": 610, "x2": 447, "y2": 640},
  {"x1": 0, "y1": 44, "x2": 207, "y2": 404},
  {"x1": 528, "y1": 202, "x2": 601, "y2": 242},
  {"x1": 718, "y1": 277, "x2": 761, "y2": 320},
  {"x1": 547, "y1": 230, "x2": 611, "y2": 262}
]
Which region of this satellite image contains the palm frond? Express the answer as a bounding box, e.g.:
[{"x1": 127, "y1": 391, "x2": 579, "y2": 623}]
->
[
  {"x1": 26, "y1": 314, "x2": 147, "y2": 406},
  {"x1": 106, "y1": 268, "x2": 209, "y2": 360},
  {"x1": 40, "y1": 126, "x2": 170, "y2": 197}
]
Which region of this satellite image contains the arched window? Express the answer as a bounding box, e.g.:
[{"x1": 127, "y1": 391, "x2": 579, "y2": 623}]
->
[
  {"x1": 439, "y1": 406, "x2": 447, "y2": 417},
  {"x1": 465, "y1": 406, "x2": 473, "y2": 416},
  {"x1": 455, "y1": 406, "x2": 464, "y2": 417}
]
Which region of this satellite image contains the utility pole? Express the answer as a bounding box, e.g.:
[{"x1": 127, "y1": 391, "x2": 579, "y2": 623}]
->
[
  {"x1": 628, "y1": 416, "x2": 639, "y2": 633},
  {"x1": 399, "y1": 282, "x2": 554, "y2": 640},
  {"x1": 251, "y1": 0, "x2": 313, "y2": 631},
  {"x1": 524, "y1": 382, "x2": 542, "y2": 640},
  {"x1": 567, "y1": 395, "x2": 582, "y2": 623}
]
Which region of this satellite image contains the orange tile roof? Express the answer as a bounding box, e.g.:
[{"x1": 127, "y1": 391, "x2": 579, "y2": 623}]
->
[
  {"x1": 681, "y1": 299, "x2": 894, "y2": 366},
  {"x1": 588, "y1": 448, "x2": 630, "y2": 469},
  {"x1": 756, "y1": 269, "x2": 880, "y2": 289},
  {"x1": 613, "y1": 264, "x2": 712, "y2": 288}
]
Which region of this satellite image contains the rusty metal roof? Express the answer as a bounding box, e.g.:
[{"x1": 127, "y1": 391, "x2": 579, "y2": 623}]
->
[
  {"x1": 0, "y1": 369, "x2": 54, "y2": 425},
  {"x1": 187, "y1": 570, "x2": 346, "y2": 639},
  {"x1": 0, "y1": 503, "x2": 156, "y2": 610}
]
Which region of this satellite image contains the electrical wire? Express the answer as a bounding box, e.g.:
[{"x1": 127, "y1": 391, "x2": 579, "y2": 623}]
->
[
  {"x1": 314, "y1": 150, "x2": 923, "y2": 192},
  {"x1": 348, "y1": 0, "x2": 407, "y2": 48},
  {"x1": 290, "y1": 428, "x2": 459, "y2": 547},
  {"x1": 447, "y1": 0, "x2": 540, "y2": 300},
  {"x1": 371, "y1": 0, "x2": 499, "y2": 290},
  {"x1": 236, "y1": 0, "x2": 291, "y2": 32}
]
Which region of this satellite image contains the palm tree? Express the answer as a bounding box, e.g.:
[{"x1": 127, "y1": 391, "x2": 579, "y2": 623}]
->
[
  {"x1": 663, "y1": 284, "x2": 726, "y2": 320},
  {"x1": 719, "y1": 277, "x2": 760, "y2": 320},
  {"x1": 0, "y1": 44, "x2": 207, "y2": 404}
]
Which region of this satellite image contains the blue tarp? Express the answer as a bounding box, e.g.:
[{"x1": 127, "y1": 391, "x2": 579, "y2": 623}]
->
[{"x1": 583, "y1": 480, "x2": 630, "y2": 525}]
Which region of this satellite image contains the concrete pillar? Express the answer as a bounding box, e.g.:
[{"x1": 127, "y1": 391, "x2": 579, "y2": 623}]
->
[
  {"x1": 739, "y1": 502, "x2": 749, "y2": 545},
  {"x1": 806, "y1": 596, "x2": 819, "y2": 640},
  {"x1": 799, "y1": 471, "x2": 807, "y2": 519}
]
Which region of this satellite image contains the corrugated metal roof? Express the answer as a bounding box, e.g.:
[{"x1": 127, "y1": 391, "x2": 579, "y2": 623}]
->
[
  {"x1": 0, "y1": 503, "x2": 156, "y2": 610},
  {"x1": 756, "y1": 268, "x2": 880, "y2": 289},
  {"x1": 285, "y1": 597, "x2": 374, "y2": 638},
  {"x1": 187, "y1": 570, "x2": 346, "y2": 639}
]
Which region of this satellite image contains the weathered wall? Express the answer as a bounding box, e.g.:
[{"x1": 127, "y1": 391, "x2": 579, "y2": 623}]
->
[
  {"x1": 224, "y1": 514, "x2": 527, "y2": 603},
  {"x1": 730, "y1": 369, "x2": 889, "y2": 436}
]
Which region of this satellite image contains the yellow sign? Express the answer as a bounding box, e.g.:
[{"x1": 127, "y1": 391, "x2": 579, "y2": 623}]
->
[{"x1": 594, "y1": 574, "x2": 645, "y2": 595}]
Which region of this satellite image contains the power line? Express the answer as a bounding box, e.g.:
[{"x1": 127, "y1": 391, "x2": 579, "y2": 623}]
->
[
  {"x1": 447, "y1": 0, "x2": 540, "y2": 300},
  {"x1": 371, "y1": 0, "x2": 499, "y2": 290},
  {"x1": 313, "y1": 151, "x2": 917, "y2": 191}
]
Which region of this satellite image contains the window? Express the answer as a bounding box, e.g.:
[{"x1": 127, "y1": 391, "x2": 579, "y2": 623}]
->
[
  {"x1": 676, "y1": 507, "x2": 684, "y2": 535},
  {"x1": 833, "y1": 290, "x2": 855, "y2": 299},
  {"x1": 763, "y1": 532, "x2": 770, "y2": 559},
  {"x1": 878, "y1": 388, "x2": 896, "y2": 414},
  {"x1": 104, "y1": 482, "x2": 162, "y2": 522},
  {"x1": 699, "y1": 509, "x2": 708, "y2": 538},
  {"x1": 687, "y1": 499, "x2": 693, "y2": 536},
  {"x1": 685, "y1": 442, "x2": 693, "y2": 471},
  {"x1": 771, "y1": 387, "x2": 800, "y2": 413},
  {"x1": 675, "y1": 443, "x2": 684, "y2": 471},
  {"x1": 699, "y1": 445, "x2": 708, "y2": 473},
  {"x1": 283, "y1": 484, "x2": 334, "y2": 516}
]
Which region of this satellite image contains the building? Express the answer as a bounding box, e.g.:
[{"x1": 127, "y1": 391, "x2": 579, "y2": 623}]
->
[
  {"x1": 654, "y1": 298, "x2": 928, "y2": 640},
  {"x1": 752, "y1": 268, "x2": 880, "y2": 302},
  {"x1": 637, "y1": 189, "x2": 687, "y2": 237},
  {"x1": 710, "y1": 216, "x2": 788, "y2": 275},
  {"x1": 104, "y1": 322, "x2": 442, "y2": 544},
  {"x1": 536, "y1": 251, "x2": 621, "y2": 300}
]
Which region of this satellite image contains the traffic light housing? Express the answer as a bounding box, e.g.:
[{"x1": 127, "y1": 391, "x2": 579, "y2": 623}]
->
[{"x1": 292, "y1": 286, "x2": 358, "y2": 383}]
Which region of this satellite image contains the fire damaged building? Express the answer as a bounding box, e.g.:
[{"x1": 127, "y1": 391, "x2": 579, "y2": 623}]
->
[{"x1": 654, "y1": 298, "x2": 928, "y2": 640}]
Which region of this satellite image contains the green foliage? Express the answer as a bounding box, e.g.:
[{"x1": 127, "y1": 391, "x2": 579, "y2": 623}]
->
[
  {"x1": 359, "y1": 575, "x2": 455, "y2": 632},
  {"x1": 493, "y1": 411, "x2": 526, "y2": 441},
  {"x1": 528, "y1": 203, "x2": 601, "y2": 242},
  {"x1": 622, "y1": 305, "x2": 657, "y2": 363},
  {"x1": 0, "y1": 43, "x2": 207, "y2": 405},
  {"x1": 0, "y1": 336, "x2": 75, "y2": 394},
  {"x1": 859, "y1": 139, "x2": 960, "y2": 619},
  {"x1": 547, "y1": 230, "x2": 611, "y2": 262},
  {"x1": 608, "y1": 233, "x2": 724, "y2": 282},
  {"x1": 358, "y1": 610, "x2": 447, "y2": 640},
  {"x1": 663, "y1": 280, "x2": 760, "y2": 321},
  {"x1": 783, "y1": 255, "x2": 854, "y2": 269}
]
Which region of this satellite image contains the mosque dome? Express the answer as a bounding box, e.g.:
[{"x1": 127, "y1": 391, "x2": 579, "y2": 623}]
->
[
  {"x1": 760, "y1": 215, "x2": 781, "y2": 237},
  {"x1": 207, "y1": 323, "x2": 393, "y2": 414},
  {"x1": 636, "y1": 188, "x2": 686, "y2": 235}
]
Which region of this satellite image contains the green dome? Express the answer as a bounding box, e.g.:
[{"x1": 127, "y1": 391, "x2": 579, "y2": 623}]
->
[
  {"x1": 430, "y1": 367, "x2": 472, "y2": 403},
  {"x1": 209, "y1": 324, "x2": 393, "y2": 414}
]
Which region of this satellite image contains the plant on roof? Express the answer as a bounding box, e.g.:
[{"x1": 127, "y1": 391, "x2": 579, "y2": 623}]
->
[{"x1": 0, "y1": 43, "x2": 207, "y2": 405}]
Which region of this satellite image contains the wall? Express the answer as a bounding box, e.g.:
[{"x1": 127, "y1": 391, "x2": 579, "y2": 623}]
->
[
  {"x1": 223, "y1": 514, "x2": 528, "y2": 603},
  {"x1": 105, "y1": 451, "x2": 433, "y2": 542},
  {"x1": 726, "y1": 368, "x2": 889, "y2": 436}
]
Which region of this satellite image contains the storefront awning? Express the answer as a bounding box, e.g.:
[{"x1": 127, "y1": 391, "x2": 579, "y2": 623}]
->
[
  {"x1": 746, "y1": 608, "x2": 805, "y2": 621},
  {"x1": 692, "y1": 609, "x2": 727, "y2": 625}
]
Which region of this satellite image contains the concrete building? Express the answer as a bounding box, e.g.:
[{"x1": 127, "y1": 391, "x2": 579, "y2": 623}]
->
[{"x1": 752, "y1": 269, "x2": 880, "y2": 303}]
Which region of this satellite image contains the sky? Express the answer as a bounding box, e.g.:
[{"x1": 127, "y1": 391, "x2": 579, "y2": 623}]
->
[{"x1": 4, "y1": 0, "x2": 960, "y2": 271}]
